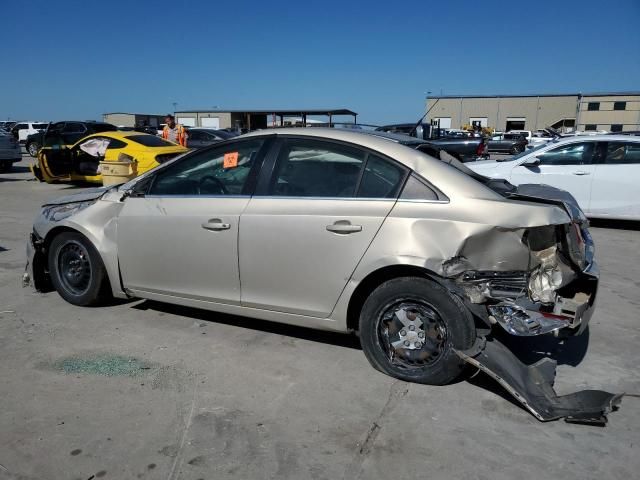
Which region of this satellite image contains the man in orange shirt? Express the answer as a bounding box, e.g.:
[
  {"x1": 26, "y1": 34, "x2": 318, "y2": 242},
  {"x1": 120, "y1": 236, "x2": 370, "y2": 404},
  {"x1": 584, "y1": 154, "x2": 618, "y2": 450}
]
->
[{"x1": 161, "y1": 114, "x2": 188, "y2": 146}]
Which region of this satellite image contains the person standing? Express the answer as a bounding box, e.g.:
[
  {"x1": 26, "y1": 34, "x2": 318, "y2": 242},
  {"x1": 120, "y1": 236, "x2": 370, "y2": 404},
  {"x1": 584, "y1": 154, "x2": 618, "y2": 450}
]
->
[{"x1": 161, "y1": 114, "x2": 188, "y2": 146}]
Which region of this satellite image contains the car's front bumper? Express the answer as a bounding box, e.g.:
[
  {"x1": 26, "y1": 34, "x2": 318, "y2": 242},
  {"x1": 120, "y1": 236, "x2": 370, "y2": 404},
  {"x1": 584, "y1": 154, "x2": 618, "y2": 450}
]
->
[{"x1": 23, "y1": 229, "x2": 49, "y2": 291}]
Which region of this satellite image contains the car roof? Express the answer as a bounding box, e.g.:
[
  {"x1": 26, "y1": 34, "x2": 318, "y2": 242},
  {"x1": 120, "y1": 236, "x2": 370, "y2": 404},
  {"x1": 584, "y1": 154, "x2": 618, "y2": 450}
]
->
[
  {"x1": 548, "y1": 134, "x2": 640, "y2": 143},
  {"x1": 241, "y1": 127, "x2": 501, "y2": 200}
]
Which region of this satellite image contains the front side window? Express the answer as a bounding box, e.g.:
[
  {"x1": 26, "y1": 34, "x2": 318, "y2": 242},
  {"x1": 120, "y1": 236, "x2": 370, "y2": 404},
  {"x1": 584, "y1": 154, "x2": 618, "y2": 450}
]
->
[
  {"x1": 269, "y1": 139, "x2": 365, "y2": 197},
  {"x1": 149, "y1": 139, "x2": 265, "y2": 196},
  {"x1": 537, "y1": 142, "x2": 595, "y2": 165},
  {"x1": 587, "y1": 102, "x2": 600, "y2": 111},
  {"x1": 604, "y1": 142, "x2": 640, "y2": 164}
]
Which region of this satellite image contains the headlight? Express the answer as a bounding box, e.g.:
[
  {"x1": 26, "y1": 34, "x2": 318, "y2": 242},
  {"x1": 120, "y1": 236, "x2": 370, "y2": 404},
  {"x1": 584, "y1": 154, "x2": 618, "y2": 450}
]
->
[{"x1": 42, "y1": 201, "x2": 95, "y2": 222}]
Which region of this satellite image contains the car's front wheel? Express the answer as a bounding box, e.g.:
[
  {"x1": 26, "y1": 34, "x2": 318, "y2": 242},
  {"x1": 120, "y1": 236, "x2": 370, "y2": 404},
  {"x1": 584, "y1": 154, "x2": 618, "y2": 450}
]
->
[
  {"x1": 359, "y1": 277, "x2": 475, "y2": 385},
  {"x1": 48, "y1": 232, "x2": 111, "y2": 306},
  {"x1": 510, "y1": 145, "x2": 523, "y2": 155},
  {"x1": 28, "y1": 142, "x2": 40, "y2": 157}
]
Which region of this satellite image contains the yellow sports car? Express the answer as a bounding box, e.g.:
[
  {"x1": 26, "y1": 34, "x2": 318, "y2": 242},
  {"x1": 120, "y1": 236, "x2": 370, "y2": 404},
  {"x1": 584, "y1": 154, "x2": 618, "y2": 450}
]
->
[{"x1": 32, "y1": 131, "x2": 188, "y2": 184}]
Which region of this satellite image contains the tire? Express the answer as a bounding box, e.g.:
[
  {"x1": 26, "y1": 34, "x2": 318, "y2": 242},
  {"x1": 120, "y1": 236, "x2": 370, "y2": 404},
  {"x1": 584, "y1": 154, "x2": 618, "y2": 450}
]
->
[
  {"x1": 510, "y1": 145, "x2": 522, "y2": 155},
  {"x1": 0, "y1": 161, "x2": 10, "y2": 173},
  {"x1": 27, "y1": 142, "x2": 40, "y2": 157},
  {"x1": 48, "y1": 232, "x2": 111, "y2": 306},
  {"x1": 359, "y1": 277, "x2": 475, "y2": 385}
]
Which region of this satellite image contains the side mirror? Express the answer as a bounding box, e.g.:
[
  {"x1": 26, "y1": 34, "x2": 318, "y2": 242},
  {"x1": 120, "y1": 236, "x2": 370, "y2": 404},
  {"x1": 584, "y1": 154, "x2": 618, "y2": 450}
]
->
[{"x1": 521, "y1": 157, "x2": 540, "y2": 167}]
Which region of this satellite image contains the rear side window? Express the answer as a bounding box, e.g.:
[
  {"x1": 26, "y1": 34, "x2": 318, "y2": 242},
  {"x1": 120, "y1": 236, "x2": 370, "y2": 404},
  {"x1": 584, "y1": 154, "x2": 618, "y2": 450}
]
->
[
  {"x1": 357, "y1": 155, "x2": 405, "y2": 199},
  {"x1": 537, "y1": 142, "x2": 595, "y2": 165},
  {"x1": 604, "y1": 142, "x2": 640, "y2": 164},
  {"x1": 33, "y1": 123, "x2": 48, "y2": 130},
  {"x1": 127, "y1": 135, "x2": 174, "y2": 147},
  {"x1": 269, "y1": 139, "x2": 365, "y2": 197},
  {"x1": 399, "y1": 174, "x2": 439, "y2": 201}
]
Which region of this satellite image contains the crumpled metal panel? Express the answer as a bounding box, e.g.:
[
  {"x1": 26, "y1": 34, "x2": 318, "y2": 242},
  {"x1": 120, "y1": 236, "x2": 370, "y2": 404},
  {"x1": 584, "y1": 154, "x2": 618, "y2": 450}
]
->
[{"x1": 455, "y1": 337, "x2": 623, "y2": 425}]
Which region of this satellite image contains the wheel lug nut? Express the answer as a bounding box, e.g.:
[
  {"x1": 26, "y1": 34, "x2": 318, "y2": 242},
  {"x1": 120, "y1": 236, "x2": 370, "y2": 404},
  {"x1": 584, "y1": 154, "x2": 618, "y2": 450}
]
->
[
  {"x1": 418, "y1": 332, "x2": 425, "y2": 339},
  {"x1": 400, "y1": 330, "x2": 406, "y2": 336},
  {"x1": 415, "y1": 341, "x2": 422, "y2": 349},
  {"x1": 404, "y1": 340, "x2": 410, "y2": 347},
  {"x1": 409, "y1": 325, "x2": 415, "y2": 331}
]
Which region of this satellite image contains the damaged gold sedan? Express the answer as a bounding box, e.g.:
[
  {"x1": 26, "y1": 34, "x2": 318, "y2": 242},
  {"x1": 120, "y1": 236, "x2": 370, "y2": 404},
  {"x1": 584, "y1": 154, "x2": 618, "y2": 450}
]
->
[{"x1": 23, "y1": 128, "x2": 622, "y2": 424}]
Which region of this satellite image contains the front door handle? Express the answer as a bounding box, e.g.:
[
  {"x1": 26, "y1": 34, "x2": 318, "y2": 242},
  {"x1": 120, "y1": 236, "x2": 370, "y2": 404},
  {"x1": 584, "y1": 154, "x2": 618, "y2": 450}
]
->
[
  {"x1": 326, "y1": 221, "x2": 362, "y2": 234},
  {"x1": 572, "y1": 171, "x2": 591, "y2": 176},
  {"x1": 202, "y1": 219, "x2": 230, "y2": 231}
]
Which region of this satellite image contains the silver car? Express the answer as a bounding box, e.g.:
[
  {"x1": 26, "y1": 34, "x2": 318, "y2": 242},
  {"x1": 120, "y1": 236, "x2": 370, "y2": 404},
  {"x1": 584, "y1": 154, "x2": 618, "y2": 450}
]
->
[{"x1": 24, "y1": 128, "x2": 620, "y2": 422}]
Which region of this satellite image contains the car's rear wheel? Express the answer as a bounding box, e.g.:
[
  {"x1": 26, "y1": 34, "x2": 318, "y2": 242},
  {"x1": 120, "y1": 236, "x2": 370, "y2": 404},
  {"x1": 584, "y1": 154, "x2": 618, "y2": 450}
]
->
[
  {"x1": 359, "y1": 277, "x2": 475, "y2": 385},
  {"x1": 0, "y1": 161, "x2": 10, "y2": 173},
  {"x1": 28, "y1": 142, "x2": 40, "y2": 157},
  {"x1": 48, "y1": 232, "x2": 111, "y2": 306}
]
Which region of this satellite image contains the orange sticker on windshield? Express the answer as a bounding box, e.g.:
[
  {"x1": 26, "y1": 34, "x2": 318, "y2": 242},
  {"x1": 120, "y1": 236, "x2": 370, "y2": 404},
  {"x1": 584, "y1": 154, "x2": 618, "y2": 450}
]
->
[{"x1": 223, "y1": 152, "x2": 239, "y2": 168}]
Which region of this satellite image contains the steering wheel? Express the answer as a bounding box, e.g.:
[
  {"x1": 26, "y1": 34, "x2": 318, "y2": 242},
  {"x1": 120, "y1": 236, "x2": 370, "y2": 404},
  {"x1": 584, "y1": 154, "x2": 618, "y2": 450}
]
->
[{"x1": 198, "y1": 175, "x2": 228, "y2": 195}]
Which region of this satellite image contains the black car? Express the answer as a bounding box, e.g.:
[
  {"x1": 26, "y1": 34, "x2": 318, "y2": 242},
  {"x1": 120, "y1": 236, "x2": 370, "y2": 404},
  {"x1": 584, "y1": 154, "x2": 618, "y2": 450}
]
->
[
  {"x1": 186, "y1": 128, "x2": 238, "y2": 149},
  {"x1": 25, "y1": 121, "x2": 118, "y2": 157},
  {"x1": 486, "y1": 133, "x2": 528, "y2": 154}
]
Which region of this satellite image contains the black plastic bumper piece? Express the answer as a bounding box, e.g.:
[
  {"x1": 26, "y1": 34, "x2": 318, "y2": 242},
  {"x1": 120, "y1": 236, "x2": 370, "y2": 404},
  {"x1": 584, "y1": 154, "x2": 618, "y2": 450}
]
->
[{"x1": 455, "y1": 336, "x2": 623, "y2": 425}]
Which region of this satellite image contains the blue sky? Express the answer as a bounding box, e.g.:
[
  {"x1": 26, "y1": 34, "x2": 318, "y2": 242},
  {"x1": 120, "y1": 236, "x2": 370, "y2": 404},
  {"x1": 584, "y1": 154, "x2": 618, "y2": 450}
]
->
[{"x1": 2, "y1": 0, "x2": 639, "y2": 124}]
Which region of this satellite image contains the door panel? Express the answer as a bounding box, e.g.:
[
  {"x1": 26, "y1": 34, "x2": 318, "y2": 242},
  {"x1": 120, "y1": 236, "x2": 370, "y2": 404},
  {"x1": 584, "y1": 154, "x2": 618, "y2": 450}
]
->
[
  {"x1": 590, "y1": 141, "x2": 640, "y2": 219},
  {"x1": 509, "y1": 141, "x2": 597, "y2": 213},
  {"x1": 239, "y1": 198, "x2": 394, "y2": 317},
  {"x1": 117, "y1": 137, "x2": 268, "y2": 303},
  {"x1": 238, "y1": 137, "x2": 405, "y2": 317},
  {"x1": 118, "y1": 197, "x2": 249, "y2": 303}
]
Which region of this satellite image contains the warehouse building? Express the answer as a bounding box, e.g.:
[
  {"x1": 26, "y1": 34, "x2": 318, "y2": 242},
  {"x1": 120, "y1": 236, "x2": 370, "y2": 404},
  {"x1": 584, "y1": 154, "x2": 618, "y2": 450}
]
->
[
  {"x1": 425, "y1": 92, "x2": 640, "y2": 132},
  {"x1": 173, "y1": 108, "x2": 358, "y2": 131},
  {"x1": 102, "y1": 112, "x2": 166, "y2": 129}
]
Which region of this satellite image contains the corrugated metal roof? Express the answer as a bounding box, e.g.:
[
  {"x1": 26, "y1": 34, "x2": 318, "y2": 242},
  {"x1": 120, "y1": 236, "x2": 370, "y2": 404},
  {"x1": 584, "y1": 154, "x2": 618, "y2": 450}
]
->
[
  {"x1": 428, "y1": 92, "x2": 640, "y2": 99},
  {"x1": 174, "y1": 108, "x2": 357, "y2": 115}
]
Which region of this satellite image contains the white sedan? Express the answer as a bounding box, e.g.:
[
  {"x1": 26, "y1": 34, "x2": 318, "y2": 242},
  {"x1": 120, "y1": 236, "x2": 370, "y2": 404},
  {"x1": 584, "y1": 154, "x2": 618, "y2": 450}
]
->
[{"x1": 469, "y1": 135, "x2": 640, "y2": 220}]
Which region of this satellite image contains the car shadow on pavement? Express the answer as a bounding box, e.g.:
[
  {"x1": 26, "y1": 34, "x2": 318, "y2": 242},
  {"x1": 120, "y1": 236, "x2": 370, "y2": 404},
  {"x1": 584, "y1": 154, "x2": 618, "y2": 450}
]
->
[
  {"x1": 494, "y1": 327, "x2": 590, "y2": 367},
  {"x1": 132, "y1": 300, "x2": 363, "y2": 350},
  {"x1": 0, "y1": 177, "x2": 28, "y2": 183},
  {"x1": 7, "y1": 166, "x2": 32, "y2": 174},
  {"x1": 589, "y1": 218, "x2": 640, "y2": 231}
]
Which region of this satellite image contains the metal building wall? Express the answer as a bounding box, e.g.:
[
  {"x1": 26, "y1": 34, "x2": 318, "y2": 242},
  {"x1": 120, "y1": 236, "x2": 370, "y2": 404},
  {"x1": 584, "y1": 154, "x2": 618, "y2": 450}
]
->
[
  {"x1": 578, "y1": 95, "x2": 640, "y2": 131},
  {"x1": 426, "y1": 95, "x2": 578, "y2": 130}
]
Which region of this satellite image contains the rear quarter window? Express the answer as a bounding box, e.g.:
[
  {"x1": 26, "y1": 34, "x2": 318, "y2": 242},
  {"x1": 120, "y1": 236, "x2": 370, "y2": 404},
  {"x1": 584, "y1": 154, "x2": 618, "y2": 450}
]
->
[
  {"x1": 399, "y1": 174, "x2": 440, "y2": 201},
  {"x1": 127, "y1": 135, "x2": 175, "y2": 147}
]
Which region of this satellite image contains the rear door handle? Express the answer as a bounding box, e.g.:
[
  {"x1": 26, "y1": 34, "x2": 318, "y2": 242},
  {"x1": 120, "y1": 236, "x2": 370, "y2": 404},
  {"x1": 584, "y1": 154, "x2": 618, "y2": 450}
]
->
[
  {"x1": 202, "y1": 219, "x2": 230, "y2": 231},
  {"x1": 326, "y1": 221, "x2": 362, "y2": 234},
  {"x1": 572, "y1": 171, "x2": 591, "y2": 176}
]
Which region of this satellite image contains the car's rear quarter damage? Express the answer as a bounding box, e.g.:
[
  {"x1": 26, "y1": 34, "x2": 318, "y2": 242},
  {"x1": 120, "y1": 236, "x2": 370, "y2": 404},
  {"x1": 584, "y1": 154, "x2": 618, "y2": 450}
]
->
[{"x1": 341, "y1": 195, "x2": 621, "y2": 423}]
